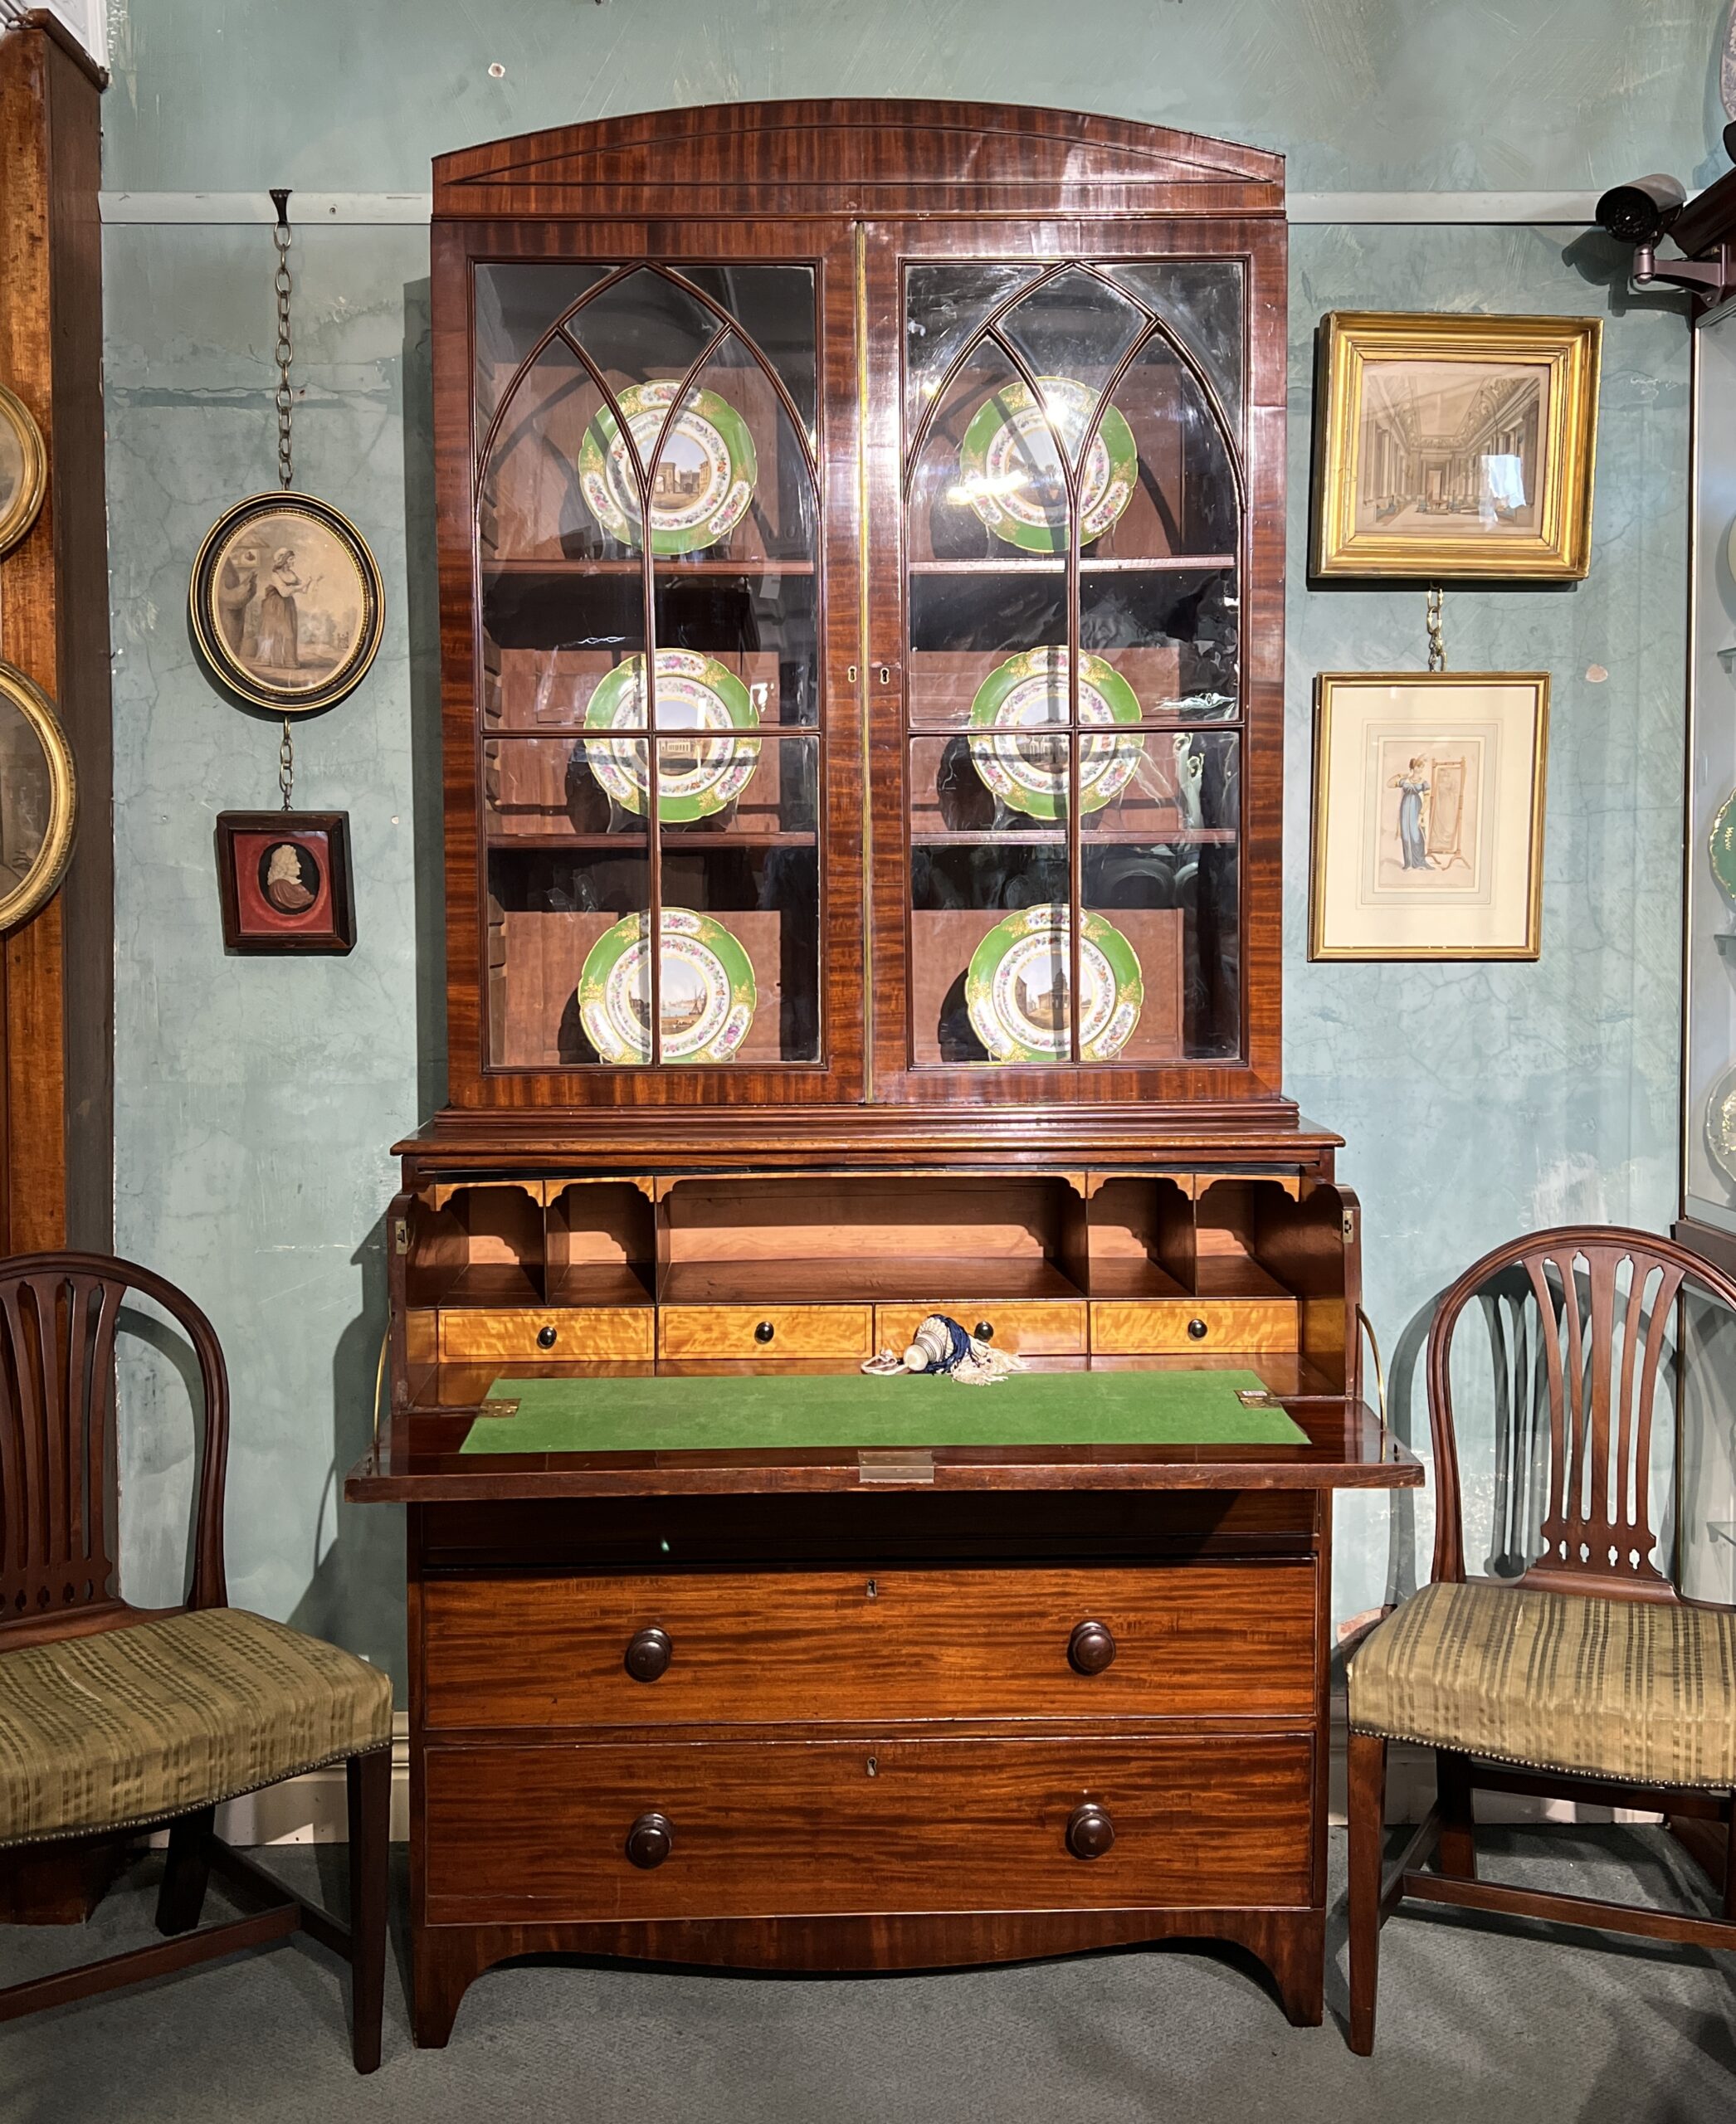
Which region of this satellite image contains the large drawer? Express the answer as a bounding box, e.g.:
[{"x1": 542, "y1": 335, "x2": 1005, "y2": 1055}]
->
[
  {"x1": 438, "y1": 1307, "x2": 654, "y2": 1362},
  {"x1": 1090, "y1": 1298, "x2": 1297, "y2": 1356},
  {"x1": 422, "y1": 1563, "x2": 1317, "y2": 1729},
  {"x1": 657, "y1": 1303, "x2": 873, "y2": 1361},
  {"x1": 874, "y1": 1301, "x2": 1086, "y2": 1357},
  {"x1": 422, "y1": 1733, "x2": 1314, "y2": 1920}
]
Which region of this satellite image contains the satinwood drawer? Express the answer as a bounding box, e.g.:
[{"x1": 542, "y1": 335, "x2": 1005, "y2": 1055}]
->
[
  {"x1": 421, "y1": 1563, "x2": 1317, "y2": 1728},
  {"x1": 656, "y1": 1304, "x2": 873, "y2": 1361},
  {"x1": 874, "y1": 1301, "x2": 1086, "y2": 1357},
  {"x1": 438, "y1": 1308, "x2": 654, "y2": 1362},
  {"x1": 1089, "y1": 1298, "x2": 1298, "y2": 1356},
  {"x1": 422, "y1": 1733, "x2": 1314, "y2": 1920}
]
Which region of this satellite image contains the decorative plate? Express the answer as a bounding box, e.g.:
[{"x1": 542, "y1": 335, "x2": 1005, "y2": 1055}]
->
[
  {"x1": 578, "y1": 381, "x2": 758, "y2": 556},
  {"x1": 1708, "y1": 1063, "x2": 1736, "y2": 1188},
  {"x1": 583, "y1": 650, "x2": 762, "y2": 822},
  {"x1": 958, "y1": 377, "x2": 1137, "y2": 554},
  {"x1": 1712, "y1": 788, "x2": 1736, "y2": 904},
  {"x1": 964, "y1": 904, "x2": 1144, "y2": 1064},
  {"x1": 578, "y1": 907, "x2": 756, "y2": 1065},
  {"x1": 966, "y1": 646, "x2": 1144, "y2": 819}
]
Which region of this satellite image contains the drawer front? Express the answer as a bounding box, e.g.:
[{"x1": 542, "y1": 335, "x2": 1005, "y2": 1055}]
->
[
  {"x1": 657, "y1": 1304, "x2": 873, "y2": 1361},
  {"x1": 1090, "y1": 1298, "x2": 1298, "y2": 1356},
  {"x1": 438, "y1": 1307, "x2": 654, "y2": 1362},
  {"x1": 422, "y1": 1563, "x2": 1317, "y2": 1729},
  {"x1": 423, "y1": 1733, "x2": 1314, "y2": 1920},
  {"x1": 874, "y1": 1301, "x2": 1086, "y2": 1357}
]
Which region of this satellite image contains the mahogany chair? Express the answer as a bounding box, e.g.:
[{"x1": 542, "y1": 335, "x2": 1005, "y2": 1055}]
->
[
  {"x1": 1345, "y1": 1225, "x2": 1736, "y2": 2053},
  {"x1": 0, "y1": 1252, "x2": 393, "y2": 2071}
]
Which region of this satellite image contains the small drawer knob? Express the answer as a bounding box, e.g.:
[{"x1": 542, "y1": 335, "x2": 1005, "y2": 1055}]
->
[
  {"x1": 625, "y1": 1626, "x2": 672, "y2": 1683},
  {"x1": 536, "y1": 1323, "x2": 558, "y2": 1350},
  {"x1": 1186, "y1": 1317, "x2": 1208, "y2": 1342},
  {"x1": 1066, "y1": 1801, "x2": 1115, "y2": 1861},
  {"x1": 973, "y1": 1320, "x2": 995, "y2": 1342},
  {"x1": 626, "y1": 1810, "x2": 674, "y2": 1869},
  {"x1": 754, "y1": 1319, "x2": 776, "y2": 1344},
  {"x1": 1068, "y1": 1620, "x2": 1117, "y2": 1675}
]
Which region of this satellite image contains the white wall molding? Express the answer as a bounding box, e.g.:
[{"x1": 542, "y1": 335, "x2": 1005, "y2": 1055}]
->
[{"x1": 98, "y1": 189, "x2": 1616, "y2": 229}]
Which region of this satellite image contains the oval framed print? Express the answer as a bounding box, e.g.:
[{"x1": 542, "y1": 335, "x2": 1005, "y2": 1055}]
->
[
  {"x1": 964, "y1": 904, "x2": 1144, "y2": 1064},
  {"x1": 189, "y1": 492, "x2": 385, "y2": 715},
  {"x1": 578, "y1": 382, "x2": 758, "y2": 556},
  {"x1": 958, "y1": 377, "x2": 1137, "y2": 554},
  {"x1": 579, "y1": 907, "x2": 756, "y2": 1064},
  {"x1": 0, "y1": 660, "x2": 77, "y2": 934},
  {"x1": 1711, "y1": 788, "x2": 1736, "y2": 904},
  {"x1": 1707, "y1": 1063, "x2": 1736, "y2": 1189},
  {"x1": 0, "y1": 383, "x2": 47, "y2": 558},
  {"x1": 967, "y1": 646, "x2": 1144, "y2": 819},
  {"x1": 583, "y1": 650, "x2": 762, "y2": 821}
]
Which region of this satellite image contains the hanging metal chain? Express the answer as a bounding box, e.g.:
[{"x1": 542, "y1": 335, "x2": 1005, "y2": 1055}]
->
[
  {"x1": 278, "y1": 717, "x2": 295, "y2": 811},
  {"x1": 271, "y1": 188, "x2": 295, "y2": 490},
  {"x1": 1426, "y1": 585, "x2": 1446, "y2": 673}
]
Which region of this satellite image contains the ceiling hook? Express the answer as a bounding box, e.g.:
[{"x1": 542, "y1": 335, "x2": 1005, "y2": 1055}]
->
[{"x1": 270, "y1": 188, "x2": 292, "y2": 231}]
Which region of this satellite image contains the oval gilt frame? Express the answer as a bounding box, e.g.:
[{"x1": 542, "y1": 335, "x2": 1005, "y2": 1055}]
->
[
  {"x1": 0, "y1": 383, "x2": 47, "y2": 558},
  {"x1": 189, "y1": 490, "x2": 384, "y2": 716},
  {"x1": 0, "y1": 661, "x2": 77, "y2": 933}
]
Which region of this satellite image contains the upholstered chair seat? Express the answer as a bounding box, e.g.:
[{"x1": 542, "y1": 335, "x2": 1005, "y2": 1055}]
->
[
  {"x1": 1351, "y1": 1578, "x2": 1736, "y2": 1790},
  {"x1": 0, "y1": 1609, "x2": 393, "y2": 1848}
]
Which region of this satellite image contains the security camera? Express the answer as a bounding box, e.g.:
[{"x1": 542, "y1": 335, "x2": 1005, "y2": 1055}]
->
[{"x1": 1594, "y1": 173, "x2": 1686, "y2": 246}]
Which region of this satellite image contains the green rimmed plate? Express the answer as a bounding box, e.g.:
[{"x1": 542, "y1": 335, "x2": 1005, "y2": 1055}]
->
[
  {"x1": 958, "y1": 377, "x2": 1137, "y2": 554},
  {"x1": 1711, "y1": 789, "x2": 1736, "y2": 904},
  {"x1": 578, "y1": 907, "x2": 756, "y2": 1066},
  {"x1": 578, "y1": 382, "x2": 758, "y2": 556},
  {"x1": 583, "y1": 650, "x2": 761, "y2": 822},
  {"x1": 966, "y1": 646, "x2": 1144, "y2": 819},
  {"x1": 964, "y1": 904, "x2": 1144, "y2": 1064}
]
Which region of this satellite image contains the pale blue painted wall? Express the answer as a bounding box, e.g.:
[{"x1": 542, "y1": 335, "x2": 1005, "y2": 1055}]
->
[{"x1": 100, "y1": 2, "x2": 1727, "y2": 1677}]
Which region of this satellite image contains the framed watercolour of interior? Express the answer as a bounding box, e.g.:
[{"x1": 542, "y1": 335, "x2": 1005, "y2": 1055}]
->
[
  {"x1": 0, "y1": 661, "x2": 76, "y2": 932},
  {"x1": 0, "y1": 382, "x2": 47, "y2": 558},
  {"x1": 1309, "y1": 670, "x2": 1548, "y2": 960},
  {"x1": 190, "y1": 492, "x2": 384, "y2": 714},
  {"x1": 1311, "y1": 313, "x2": 1600, "y2": 580},
  {"x1": 214, "y1": 809, "x2": 356, "y2": 954}
]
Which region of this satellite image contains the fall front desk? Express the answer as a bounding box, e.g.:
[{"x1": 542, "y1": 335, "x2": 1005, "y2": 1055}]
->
[{"x1": 347, "y1": 1340, "x2": 1419, "y2": 2046}]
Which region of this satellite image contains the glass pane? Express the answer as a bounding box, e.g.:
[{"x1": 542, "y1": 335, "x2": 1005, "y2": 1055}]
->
[
  {"x1": 487, "y1": 835, "x2": 650, "y2": 1070},
  {"x1": 997, "y1": 270, "x2": 1146, "y2": 462},
  {"x1": 1080, "y1": 565, "x2": 1240, "y2": 723},
  {"x1": 907, "y1": 337, "x2": 1071, "y2": 568},
  {"x1": 474, "y1": 261, "x2": 610, "y2": 431},
  {"x1": 564, "y1": 266, "x2": 722, "y2": 398},
  {"x1": 480, "y1": 338, "x2": 629, "y2": 564},
  {"x1": 1088, "y1": 334, "x2": 1240, "y2": 566},
  {"x1": 905, "y1": 263, "x2": 1039, "y2": 430},
  {"x1": 1082, "y1": 728, "x2": 1239, "y2": 842},
  {"x1": 1105, "y1": 262, "x2": 1246, "y2": 433},
  {"x1": 484, "y1": 733, "x2": 656, "y2": 840},
  {"x1": 1085, "y1": 827, "x2": 1240, "y2": 1060},
  {"x1": 666, "y1": 265, "x2": 818, "y2": 446}
]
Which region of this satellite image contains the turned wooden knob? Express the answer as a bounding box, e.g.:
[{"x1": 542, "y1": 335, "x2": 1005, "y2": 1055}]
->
[
  {"x1": 1187, "y1": 1317, "x2": 1208, "y2": 1341},
  {"x1": 626, "y1": 1811, "x2": 674, "y2": 1869},
  {"x1": 625, "y1": 1626, "x2": 672, "y2": 1682},
  {"x1": 1068, "y1": 1620, "x2": 1117, "y2": 1675},
  {"x1": 973, "y1": 1320, "x2": 995, "y2": 1342},
  {"x1": 754, "y1": 1319, "x2": 776, "y2": 1344},
  {"x1": 536, "y1": 1323, "x2": 558, "y2": 1349},
  {"x1": 1066, "y1": 1802, "x2": 1115, "y2": 1860}
]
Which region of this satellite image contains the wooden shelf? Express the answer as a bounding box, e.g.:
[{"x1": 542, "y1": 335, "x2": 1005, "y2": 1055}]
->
[
  {"x1": 910, "y1": 827, "x2": 1238, "y2": 847},
  {"x1": 907, "y1": 556, "x2": 1235, "y2": 577},
  {"x1": 486, "y1": 831, "x2": 816, "y2": 852},
  {"x1": 546, "y1": 1264, "x2": 655, "y2": 1308},
  {"x1": 426, "y1": 1262, "x2": 543, "y2": 1306},
  {"x1": 483, "y1": 558, "x2": 817, "y2": 578},
  {"x1": 660, "y1": 1255, "x2": 1086, "y2": 1306}
]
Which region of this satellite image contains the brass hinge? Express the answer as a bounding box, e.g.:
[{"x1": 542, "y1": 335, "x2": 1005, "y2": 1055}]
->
[
  {"x1": 1341, "y1": 1209, "x2": 1356, "y2": 1245},
  {"x1": 393, "y1": 1217, "x2": 409, "y2": 1255}
]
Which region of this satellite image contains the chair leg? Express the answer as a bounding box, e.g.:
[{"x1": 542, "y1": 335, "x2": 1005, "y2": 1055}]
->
[
  {"x1": 155, "y1": 1807, "x2": 215, "y2": 1936},
  {"x1": 346, "y1": 1749, "x2": 391, "y2": 2075},
  {"x1": 1436, "y1": 1748, "x2": 1477, "y2": 1879},
  {"x1": 1347, "y1": 1728, "x2": 1387, "y2": 2058}
]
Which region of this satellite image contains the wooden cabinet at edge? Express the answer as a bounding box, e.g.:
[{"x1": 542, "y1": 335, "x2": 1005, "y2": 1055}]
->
[{"x1": 351, "y1": 100, "x2": 1419, "y2": 2048}]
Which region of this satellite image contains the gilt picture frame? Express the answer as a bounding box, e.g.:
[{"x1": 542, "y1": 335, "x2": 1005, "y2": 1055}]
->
[
  {"x1": 0, "y1": 382, "x2": 47, "y2": 559},
  {"x1": 1309, "y1": 671, "x2": 1549, "y2": 961},
  {"x1": 0, "y1": 660, "x2": 77, "y2": 933},
  {"x1": 1311, "y1": 313, "x2": 1600, "y2": 580},
  {"x1": 190, "y1": 492, "x2": 384, "y2": 715},
  {"x1": 214, "y1": 810, "x2": 356, "y2": 954}
]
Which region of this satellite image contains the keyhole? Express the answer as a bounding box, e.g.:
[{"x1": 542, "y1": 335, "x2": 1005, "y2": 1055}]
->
[
  {"x1": 865, "y1": 1578, "x2": 878, "y2": 1600},
  {"x1": 866, "y1": 1756, "x2": 879, "y2": 1778}
]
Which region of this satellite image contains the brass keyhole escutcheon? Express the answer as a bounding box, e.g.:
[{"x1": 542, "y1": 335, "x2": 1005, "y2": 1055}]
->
[
  {"x1": 754, "y1": 1320, "x2": 776, "y2": 1344},
  {"x1": 865, "y1": 1578, "x2": 878, "y2": 1600},
  {"x1": 1187, "y1": 1318, "x2": 1208, "y2": 1342},
  {"x1": 536, "y1": 1323, "x2": 558, "y2": 1349},
  {"x1": 866, "y1": 1755, "x2": 879, "y2": 1778},
  {"x1": 877, "y1": 665, "x2": 891, "y2": 685}
]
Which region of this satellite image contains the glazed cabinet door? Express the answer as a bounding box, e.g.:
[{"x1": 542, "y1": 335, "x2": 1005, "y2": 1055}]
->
[
  {"x1": 436, "y1": 223, "x2": 864, "y2": 1103},
  {"x1": 861, "y1": 222, "x2": 1285, "y2": 1105}
]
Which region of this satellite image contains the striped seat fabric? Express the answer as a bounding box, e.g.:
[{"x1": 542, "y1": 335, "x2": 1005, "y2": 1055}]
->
[
  {"x1": 0, "y1": 1608, "x2": 393, "y2": 1845},
  {"x1": 1349, "y1": 1579, "x2": 1736, "y2": 1789}
]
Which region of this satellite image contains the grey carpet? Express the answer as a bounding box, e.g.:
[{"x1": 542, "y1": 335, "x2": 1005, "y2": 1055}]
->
[{"x1": 2, "y1": 1827, "x2": 1733, "y2": 2122}]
